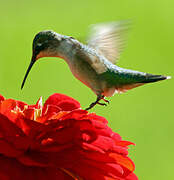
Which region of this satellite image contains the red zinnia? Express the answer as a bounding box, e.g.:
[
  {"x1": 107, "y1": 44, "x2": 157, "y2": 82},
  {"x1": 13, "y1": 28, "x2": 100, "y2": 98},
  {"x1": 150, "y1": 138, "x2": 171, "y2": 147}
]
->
[{"x1": 0, "y1": 93, "x2": 138, "y2": 180}]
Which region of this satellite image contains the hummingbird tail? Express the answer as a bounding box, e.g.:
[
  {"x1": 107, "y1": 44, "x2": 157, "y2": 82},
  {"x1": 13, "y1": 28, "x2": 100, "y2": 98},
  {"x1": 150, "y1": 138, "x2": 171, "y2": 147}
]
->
[
  {"x1": 141, "y1": 74, "x2": 171, "y2": 83},
  {"x1": 113, "y1": 74, "x2": 171, "y2": 94}
]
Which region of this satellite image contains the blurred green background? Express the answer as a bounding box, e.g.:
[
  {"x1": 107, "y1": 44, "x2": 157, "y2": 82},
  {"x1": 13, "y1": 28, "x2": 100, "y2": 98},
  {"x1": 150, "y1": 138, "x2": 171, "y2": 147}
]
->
[{"x1": 0, "y1": 0, "x2": 173, "y2": 179}]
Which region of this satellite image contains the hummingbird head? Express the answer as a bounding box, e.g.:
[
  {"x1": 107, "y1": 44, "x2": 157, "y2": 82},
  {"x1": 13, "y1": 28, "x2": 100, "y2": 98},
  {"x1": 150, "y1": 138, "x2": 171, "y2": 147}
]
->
[
  {"x1": 32, "y1": 30, "x2": 62, "y2": 60},
  {"x1": 21, "y1": 30, "x2": 63, "y2": 89}
]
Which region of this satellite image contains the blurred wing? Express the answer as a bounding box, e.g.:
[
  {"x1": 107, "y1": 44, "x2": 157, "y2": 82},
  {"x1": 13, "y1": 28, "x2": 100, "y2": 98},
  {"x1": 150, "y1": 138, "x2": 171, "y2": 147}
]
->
[{"x1": 87, "y1": 20, "x2": 130, "y2": 64}]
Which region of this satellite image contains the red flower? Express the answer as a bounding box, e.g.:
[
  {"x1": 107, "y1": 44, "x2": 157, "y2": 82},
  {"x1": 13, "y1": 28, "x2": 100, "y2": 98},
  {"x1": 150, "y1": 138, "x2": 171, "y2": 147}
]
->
[{"x1": 0, "y1": 93, "x2": 138, "y2": 180}]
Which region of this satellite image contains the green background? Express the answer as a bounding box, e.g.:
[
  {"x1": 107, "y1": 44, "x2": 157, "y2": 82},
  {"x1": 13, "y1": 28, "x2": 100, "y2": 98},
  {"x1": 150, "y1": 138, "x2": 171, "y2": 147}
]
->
[{"x1": 0, "y1": 0, "x2": 173, "y2": 179}]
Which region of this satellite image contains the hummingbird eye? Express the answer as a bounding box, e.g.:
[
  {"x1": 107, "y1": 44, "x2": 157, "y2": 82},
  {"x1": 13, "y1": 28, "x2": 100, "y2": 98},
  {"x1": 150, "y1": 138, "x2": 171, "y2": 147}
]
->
[
  {"x1": 37, "y1": 43, "x2": 42, "y2": 47},
  {"x1": 35, "y1": 42, "x2": 48, "y2": 53},
  {"x1": 35, "y1": 44, "x2": 43, "y2": 53},
  {"x1": 35, "y1": 40, "x2": 50, "y2": 52}
]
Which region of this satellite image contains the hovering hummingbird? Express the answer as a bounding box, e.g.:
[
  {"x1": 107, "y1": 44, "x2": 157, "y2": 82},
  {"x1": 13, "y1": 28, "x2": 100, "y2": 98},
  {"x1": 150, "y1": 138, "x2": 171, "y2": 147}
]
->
[{"x1": 21, "y1": 21, "x2": 171, "y2": 110}]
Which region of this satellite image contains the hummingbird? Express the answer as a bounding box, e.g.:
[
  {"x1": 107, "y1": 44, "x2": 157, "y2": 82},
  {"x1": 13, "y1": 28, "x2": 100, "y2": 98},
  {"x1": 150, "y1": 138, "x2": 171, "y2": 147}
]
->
[{"x1": 21, "y1": 21, "x2": 171, "y2": 110}]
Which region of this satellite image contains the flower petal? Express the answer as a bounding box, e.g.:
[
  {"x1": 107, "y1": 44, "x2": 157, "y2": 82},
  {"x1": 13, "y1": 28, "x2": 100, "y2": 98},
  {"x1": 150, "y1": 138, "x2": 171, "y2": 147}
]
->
[
  {"x1": 0, "y1": 94, "x2": 5, "y2": 102},
  {"x1": 0, "y1": 114, "x2": 29, "y2": 151},
  {"x1": 109, "y1": 153, "x2": 135, "y2": 172},
  {"x1": 0, "y1": 156, "x2": 74, "y2": 180},
  {"x1": 43, "y1": 93, "x2": 80, "y2": 112}
]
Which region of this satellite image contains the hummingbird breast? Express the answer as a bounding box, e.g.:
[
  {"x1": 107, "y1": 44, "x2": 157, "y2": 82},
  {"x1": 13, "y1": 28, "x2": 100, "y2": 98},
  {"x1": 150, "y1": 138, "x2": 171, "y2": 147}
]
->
[
  {"x1": 62, "y1": 41, "x2": 108, "y2": 95},
  {"x1": 68, "y1": 53, "x2": 103, "y2": 95}
]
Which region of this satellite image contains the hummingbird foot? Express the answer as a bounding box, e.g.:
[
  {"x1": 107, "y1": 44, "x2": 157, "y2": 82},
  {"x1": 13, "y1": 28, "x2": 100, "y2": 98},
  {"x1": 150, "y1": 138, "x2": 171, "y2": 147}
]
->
[
  {"x1": 85, "y1": 102, "x2": 97, "y2": 111},
  {"x1": 97, "y1": 102, "x2": 107, "y2": 106},
  {"x1": 85, "y1": 95, "x2": 107, "y2": 110},
  {"x1": 102, "y1": 97, "x2": 110, "y2": 104}
]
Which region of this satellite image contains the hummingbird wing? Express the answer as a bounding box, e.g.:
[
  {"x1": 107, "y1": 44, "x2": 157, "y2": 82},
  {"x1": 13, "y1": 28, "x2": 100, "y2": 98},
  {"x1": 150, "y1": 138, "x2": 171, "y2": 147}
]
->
[{"x1": 87, "y1": 20, "x2": 130, "y2": 64}]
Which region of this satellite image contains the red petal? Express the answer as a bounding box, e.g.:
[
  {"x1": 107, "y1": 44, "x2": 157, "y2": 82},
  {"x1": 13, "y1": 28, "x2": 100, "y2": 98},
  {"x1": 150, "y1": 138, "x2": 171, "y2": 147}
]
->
[
  {"x1": 0, "y1": 99, "x2": 18, "y2": 121},
  {"x1": 16, "y1": 117, "x2": 45, "y2": 139},
  {"x1": 116, "y1": 141, "x2": 135, "y2": 147},
  {"x1": 0, "y1": 156, "x2": 73, "y2": 180},
  {"x1": 125, "y1": 172, "x2": 138, "y2": 180},
  {"x1": 0, "y1": 139, "x2": 22, "y2": 157},
  {"x1": 86, "y1": 113, "x2": 108, "y2": 124},
  {"x1": 109, "y1": 153, "x2": 135, "y2": 172},
  {"x1": 43, "y1": 93, "x2": 80, "y2": 112},
  {"x1": 29, "y1": 96, "x2": 43, "y2": 109},
  {"x1": 16, "y1": 100, "x2": 27, "y2": 111},
  {"x1": 78, "y1": 150, "x2": 116, "y2": 163},
  {"x1": 23, "y1": 108, "x2": 35, "y2": 120},
  {"x1": 111, "y1": 132, "x2": 122, "y2": 142},
  {"x1": 91, "y1": 135, "x2": 128, "y2": 155},
  {"x1": 61, "y1": 109, "x2": 87, "y2": 120},
  {"x1": 78, "y1": 158, "x2": 125, "y2": 178},
  {"x1": 0, "y1": 94, "x2": 5, "y2": 102},
  {"x1": 0, "y1": 114, "x2": 29, "y2": 151},
  {"x1": 40, "y1": 105, "x2": 61, "y2": 123},
  {"x1": 44, "y1": 105, "x2": 61, "y2": 116},
  {"x1": 67, "y1": 162, "x2": 119, "y2": 180},
  {"x1": 0, "y1": 99, "x2": 27, "y2": 122}
]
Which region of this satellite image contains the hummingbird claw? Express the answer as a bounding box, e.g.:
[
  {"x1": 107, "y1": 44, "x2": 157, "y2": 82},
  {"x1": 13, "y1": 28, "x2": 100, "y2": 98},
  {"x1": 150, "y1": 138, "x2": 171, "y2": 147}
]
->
[
  {"x1": 85, "y1": 102, "x2": 96, "y2": 111},
  {"x1": 85, "y1": 95, "x2": 108, "y2": 110},
  {"x1": 102, "y1": 98, "x2": 110, "y2": 104},
  {"x1": 97, "y1": 102, "x2": 107, "y2": 106}
]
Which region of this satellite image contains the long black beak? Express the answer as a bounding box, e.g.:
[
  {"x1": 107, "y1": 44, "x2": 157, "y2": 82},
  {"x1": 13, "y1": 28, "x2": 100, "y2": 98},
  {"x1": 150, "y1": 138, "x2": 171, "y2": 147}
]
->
[{"x1": 21, "y1": 55, "x2": 36, "y2": 90}]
